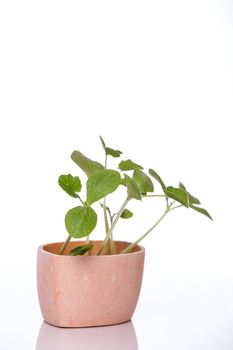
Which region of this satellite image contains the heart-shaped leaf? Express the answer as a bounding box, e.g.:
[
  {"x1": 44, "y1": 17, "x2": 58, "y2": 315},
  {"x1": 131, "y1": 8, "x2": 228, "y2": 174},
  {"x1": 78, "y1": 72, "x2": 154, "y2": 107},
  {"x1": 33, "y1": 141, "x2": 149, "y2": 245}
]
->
[
  {"x1": 121, "y1": 209, "x2": 133, "y2": 219},
  {"x1": 190, "y1": 205, "x2": 213, "y2": 220},
  {"x1": 119, "y1": 159, "x2": 143, "y2": 171},
  {"x1": 65, "y1": 206, "x2": 97, "y2": 238},
  {"x1": 99, "y1": 136, "x2": 122, "y2": 158},
  {"x1": 124, "y1": 174, "x2": 141, "y2": 200},
  {"x1": 69, "y1": 243, "x2": 94, "y2": 256},
  {"x1": 58, "y1": 174, "x2": 82, "y2": 198},
  {"x1": 133, "y1": 170, "x2": 154, "y2": 193},
  {"x1": 71, "y1": 151, "x2": 104, "y2": 177},
  {"x1": 165, "y1": 186, "x2": 189, "y2": 207},
  {"x1": 86, "y1": 170, "x2": 121, "y2": 205},
  {"x1": 149, "y1": 168, "x2": 166, "y2": 191},
  {"x1": 179, "y1": 182, "x2": 201, "y2": 205}
]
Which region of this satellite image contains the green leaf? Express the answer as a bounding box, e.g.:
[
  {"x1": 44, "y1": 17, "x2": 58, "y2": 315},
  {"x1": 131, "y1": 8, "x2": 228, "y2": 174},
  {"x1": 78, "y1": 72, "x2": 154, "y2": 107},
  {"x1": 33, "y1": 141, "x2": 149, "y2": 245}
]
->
[
  {"x1": 190, "y1": 205, "x2": 213, "y2": 220},
  {"x1": 120, "y1": 209, "x2": 133, "y2": 219},
  {"x1": 149, "y1": 168, "x2": 166, "y2": 191},
  {"x1": 124, "y1": 174, "x2": 141, "y2": 200},
  {"x1": 165, "y1": 186, "x2": 189, "y2": 207},
  {"x1": 167, "y1": 183, "x2": 212, "y2": 219},
  {"x1": 106, "y1": 147, "x2": 122, "y2": 157},
  {"x1": 179, "y1": 182, "x2": 201, "y2": 205},
  {"x1": 178, "y1": 182, "x2": 186, "y2": 191},
  {"x1": 133, "y1": 170, "x2": 154, "y2": 193},
  {"x1": 69, "y1": 243, "x2": 94, "y2": 256},
  {"x1": 86, "y1": 170, "x2": 121, "y2": 205},
  {"x1": 99, "y1": 135, "x2": 106, "y2": 149},
  {"x1": 99, "y1": 136, "x2": 122, "y2": 158},
  {"x1": 71, "y1": 151, "x2": 104, "y2": 177},
  {"x1": 119, "y1": 159, "x2": 143, "y2": 171},
  {"x1": 58, "y1": 174, "x2": 82, "y2": 198},
  {"x1": 65, "y1": 206, "x2": 97, "y2": 238}
]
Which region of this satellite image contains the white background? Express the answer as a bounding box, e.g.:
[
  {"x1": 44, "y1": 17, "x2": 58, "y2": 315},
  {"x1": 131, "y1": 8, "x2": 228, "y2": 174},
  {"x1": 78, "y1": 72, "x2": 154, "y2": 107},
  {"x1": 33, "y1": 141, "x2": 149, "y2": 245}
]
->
[{"x1": 0, "y1": 0, "x2": 233, "y2": 349}]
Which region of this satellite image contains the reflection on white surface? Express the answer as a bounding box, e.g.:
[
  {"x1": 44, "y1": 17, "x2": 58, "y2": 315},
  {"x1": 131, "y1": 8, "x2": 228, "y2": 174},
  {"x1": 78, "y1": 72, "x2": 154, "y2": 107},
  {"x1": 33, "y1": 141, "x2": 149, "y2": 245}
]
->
[{"x1": 36, "y1": 320, "x2": 138, "y2": 350}]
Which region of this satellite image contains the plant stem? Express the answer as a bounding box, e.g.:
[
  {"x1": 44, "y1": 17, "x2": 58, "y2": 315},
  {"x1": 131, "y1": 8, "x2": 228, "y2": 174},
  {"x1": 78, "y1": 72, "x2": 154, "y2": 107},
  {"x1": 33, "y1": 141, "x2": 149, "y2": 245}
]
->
[
  {"x1": 120, "y1": 208, "x2": 170, "y2": 254},
  {"x1": 107, "y1": 207, "x2": 114, "y2": 223},
  {"x1": 102, "y1": 154, "x2": 115, "y2": 254},
  {"x1": 141, "y1": 194, "x2": 168, "y2": 198},
  {"x1": 77, "y1": 194, "x2": 85, "y2": 205},
  {"x1": 85, "y1": 235, "x2": 90, "y2": 255},
  {"x1": 96, "y1": 196, "x2": 130, "y2": 256},
  {"x1": 103, "y1": 197, "x2": 114, "y2": 254},
  {"x1": 111, "y1": 213, "x2": 117, "y2": 222},
  {"x1": 59, "y1": 235, "x2": 71, "y2": 255},
  {"x1": 142, "y1": 193, "x2": 170, "y2": 210},
  {"x1": 103, "y1": 199, "x2": 109, "y2": 233},
  {"x1": 104, "y1": 153, "x2": 107, "y2": 168},
  {"x1": 169, "y1": 204, "x2": 183, "y2": 211}
]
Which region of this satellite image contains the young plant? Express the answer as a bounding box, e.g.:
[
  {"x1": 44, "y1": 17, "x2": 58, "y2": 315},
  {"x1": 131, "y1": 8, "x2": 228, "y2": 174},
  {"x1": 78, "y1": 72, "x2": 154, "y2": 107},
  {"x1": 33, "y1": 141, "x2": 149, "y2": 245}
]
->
[{"x1": 58, "y1": 137, "x2": 212, "y2": 256}]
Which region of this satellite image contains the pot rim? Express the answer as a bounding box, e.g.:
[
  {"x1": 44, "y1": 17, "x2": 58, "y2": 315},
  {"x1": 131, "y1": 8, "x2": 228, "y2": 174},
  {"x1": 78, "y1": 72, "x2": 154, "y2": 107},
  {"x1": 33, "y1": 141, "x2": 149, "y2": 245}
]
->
[{"x1": 38, "y1": 240, "x2": 145, "y2": 258}]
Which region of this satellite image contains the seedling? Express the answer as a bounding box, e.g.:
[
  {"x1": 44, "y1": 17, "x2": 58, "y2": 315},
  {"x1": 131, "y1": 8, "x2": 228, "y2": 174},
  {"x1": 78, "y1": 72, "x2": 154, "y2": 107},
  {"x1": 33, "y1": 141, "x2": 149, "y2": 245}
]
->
[{"x1": 58, "y1": 137, "x2": 212, "y2": 256}]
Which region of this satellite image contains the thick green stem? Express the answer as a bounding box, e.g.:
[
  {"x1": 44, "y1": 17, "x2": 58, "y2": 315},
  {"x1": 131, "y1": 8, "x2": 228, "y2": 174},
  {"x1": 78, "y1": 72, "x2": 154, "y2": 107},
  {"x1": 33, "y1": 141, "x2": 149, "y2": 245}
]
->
[
  {"x1": 59, "y1": 235, "x2": 71, "y2": 255},
  {"x1": 102, "y1": 154, "x2": 115, "y2": 254},
  {"x1": 103, "y1": 199, "x2": 109, "y2": 233},
  {"x1": 96, "y1": 197, "x2": 130, "y2": 256},
  {"x1": 120, "y1": 209, "x2": 170, "y2": 254},
  {"x1": 85, "y1": 235, "x2": 90, "y2": 255},
  {"x1": 103, "y1": 197, "x2": 114, "y2": 254},
  {"x1": 104, "y1": 153, "x2": 107, "y2": 168}
]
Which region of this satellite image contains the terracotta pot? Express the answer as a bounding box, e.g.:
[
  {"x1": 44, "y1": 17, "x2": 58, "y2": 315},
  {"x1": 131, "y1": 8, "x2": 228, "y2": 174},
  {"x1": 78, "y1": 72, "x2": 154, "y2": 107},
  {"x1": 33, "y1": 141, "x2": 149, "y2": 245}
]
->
[{"x1": 37, "y1": 240, "x2": 145, "y2": 328}]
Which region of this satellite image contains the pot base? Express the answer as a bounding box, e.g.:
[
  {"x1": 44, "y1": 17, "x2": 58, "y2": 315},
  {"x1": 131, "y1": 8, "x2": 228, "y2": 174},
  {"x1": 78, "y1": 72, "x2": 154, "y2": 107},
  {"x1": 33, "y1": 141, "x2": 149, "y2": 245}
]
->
[{"x1": 44, "y1": 318, "x2": 131, "y2": 329}]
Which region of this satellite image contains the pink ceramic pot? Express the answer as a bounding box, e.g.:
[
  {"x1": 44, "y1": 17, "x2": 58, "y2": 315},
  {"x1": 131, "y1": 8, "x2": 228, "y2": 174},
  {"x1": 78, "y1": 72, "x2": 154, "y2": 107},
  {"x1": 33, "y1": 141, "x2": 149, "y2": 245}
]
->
[{"x1": 37, "y1": 240, "x2": 145, "y2": 328}]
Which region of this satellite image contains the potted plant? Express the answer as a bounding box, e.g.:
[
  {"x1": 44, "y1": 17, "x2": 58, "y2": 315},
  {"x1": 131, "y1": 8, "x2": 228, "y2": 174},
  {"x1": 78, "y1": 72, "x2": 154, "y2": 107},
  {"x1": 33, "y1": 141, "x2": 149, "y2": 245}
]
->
[{"x1": 37, "y1": 137, "x2": 212, "y2": 328}]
